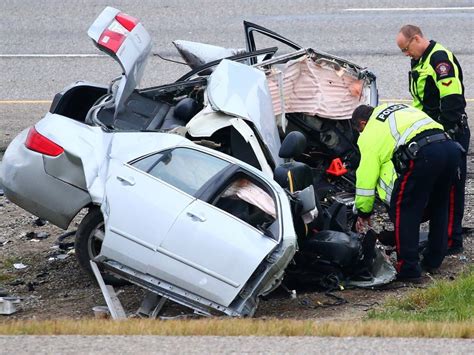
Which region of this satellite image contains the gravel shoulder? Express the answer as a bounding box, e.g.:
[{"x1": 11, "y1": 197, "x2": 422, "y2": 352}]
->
[
  {"x1": 0, "y1": 182, "x2": 472, "y2": 321},
  {"x1": 1, "y1": 108, "x2": 473, "y2": 321}
]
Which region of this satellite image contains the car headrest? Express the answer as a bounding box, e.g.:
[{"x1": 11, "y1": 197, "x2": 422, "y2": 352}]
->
[
  {"x1": 279, "y1": 131, "x2": 307, "y2": 158},
  {"x1": 174, "y1": 98, "x2": 200, "y2": 123}
]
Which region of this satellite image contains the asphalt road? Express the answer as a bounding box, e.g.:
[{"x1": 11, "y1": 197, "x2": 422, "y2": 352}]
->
[
  {"x1": 0, "y1": 0, "x2": 473, "y2": 351},
  {"x1": 0, "y1": 335, "x2": 473, "y2": 354},
  {"x1": 0, "y1": 0, "x2": 473, "y2": 150}
]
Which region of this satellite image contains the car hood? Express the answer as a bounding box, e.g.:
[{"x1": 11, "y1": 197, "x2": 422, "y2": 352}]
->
[{"x1": 190, "y1": 59, "x2": 283, "y2": 169}]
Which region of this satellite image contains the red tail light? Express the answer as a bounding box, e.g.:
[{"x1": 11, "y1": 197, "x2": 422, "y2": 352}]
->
[
  {"x1": 25, "y1": 127, "x2": 64, "y2": 157},
  {"x1": 115, "y1": 12, "x2": 138, "y2": 31},
  {"x1": 98, "y1": 29, "x2": 126, "y2": 54},
  {"x1": 97, "y1": 13, "x2": 138, "y2": 54}
]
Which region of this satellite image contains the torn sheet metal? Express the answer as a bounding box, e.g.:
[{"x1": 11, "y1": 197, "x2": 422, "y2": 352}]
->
[
  {"x1": 207, "y1": 59, "x2": 282, "y2": 167},
  {"x1": 229, "y1": 118, "x2": 274, "y2": 177},
  {"x1": 186, "y1": 106, "x2": 236, "y2": 137},
  {"x1": 347, "y1": 247, "x2": 397, "y2": 288},
  {"x1": 266, "y1": 55, "x2": 367, "y2": 120},
  {"x1": 0, "y1": 297, "x2": 21, "y2": 315},
  {"x1": 186, "y1": 109, "x2": 275, "y2": 177},
  {"x1": 173, "y1": 40, "x2": 246, "y2": 69}
]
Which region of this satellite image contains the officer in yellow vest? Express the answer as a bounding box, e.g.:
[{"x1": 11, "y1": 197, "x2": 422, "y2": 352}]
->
[
  {"x1": 396, "y1": 25, "x2": 469, "y2": 254},
  {"x1": 353, "y1": 104, "x2": 462, "y2": 281}
]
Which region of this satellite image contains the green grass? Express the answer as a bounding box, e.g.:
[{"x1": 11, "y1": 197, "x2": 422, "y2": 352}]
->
[
  {"x1": 0, "y1": 272, "x2": 14, "y2": 282},
  {"x1": 0, "y1": 257, "x2": 21, "y2": 269},
  {"x1": 368, "y1": 269, "x2": 474, "y2": 322},
  {"x1": 0, "y1": 257, "x2": 20, "y2": 283}
]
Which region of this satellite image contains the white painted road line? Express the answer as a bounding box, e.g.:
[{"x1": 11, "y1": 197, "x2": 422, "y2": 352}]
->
[
  {"x1": 381, "y1": 99, "x2": 474, "y2": 103},
  {"x1": 0, "y1": 54, "x2": 105, "y2": 58},
  {"x1": 0, "y1": 100, "x2": 52, "y2": 104},
  {"x1": 345, "y1": 7, "x2": 474, "y2": 12}
]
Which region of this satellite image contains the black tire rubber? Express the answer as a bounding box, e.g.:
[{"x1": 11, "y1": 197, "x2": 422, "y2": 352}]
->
[{"x1": 75, "y1": 206, "x2": 126, "y2": 286}]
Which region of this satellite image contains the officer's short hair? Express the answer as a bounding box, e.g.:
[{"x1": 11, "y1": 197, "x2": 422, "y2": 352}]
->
[
  {"x1": 351, "y1": 105, "x2": 374, "y2": 126},
  {"x1": 399, "y1": 25, "x2": 423, "y2": 39}
]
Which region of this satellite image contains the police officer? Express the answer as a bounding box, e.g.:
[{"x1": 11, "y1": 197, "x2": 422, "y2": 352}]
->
[
  {"x1": 353, "y1": 103, "x2": 462, "y2": 280},
  {"x1": 396, "y1": 25, "x2": 469, "y2": 254}
]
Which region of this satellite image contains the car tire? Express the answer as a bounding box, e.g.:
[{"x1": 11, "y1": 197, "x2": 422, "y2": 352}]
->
[{"x1": 75, "y1": 206, "x2": 126, "y2": 286}]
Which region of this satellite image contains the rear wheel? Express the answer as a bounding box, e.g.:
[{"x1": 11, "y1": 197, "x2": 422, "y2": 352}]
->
[{"x1": 75, "y1": 207, "x2": 125, "y2": 285}]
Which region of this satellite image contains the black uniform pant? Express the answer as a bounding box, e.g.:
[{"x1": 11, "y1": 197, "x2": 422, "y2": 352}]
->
[
  {"x1": 449, "y1": 124, "x2": 470, "y2": 248},
  {"x1": 388, "y1": 140, "x2": 462, "y2": 277}
]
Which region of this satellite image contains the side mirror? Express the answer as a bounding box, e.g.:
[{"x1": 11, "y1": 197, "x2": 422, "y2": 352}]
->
[{"x1": 279, "y1": 131, "x2": 307, "y2": 159}]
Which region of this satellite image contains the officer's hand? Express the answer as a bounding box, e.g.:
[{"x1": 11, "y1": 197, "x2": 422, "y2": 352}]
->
[{"x1": 355, "y1": 216, "x2": 372, "y2": 233}]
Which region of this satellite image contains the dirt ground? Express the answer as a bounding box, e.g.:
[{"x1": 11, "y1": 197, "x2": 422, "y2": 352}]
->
[{"x1": 0, "y1": 174, "x2": 472, "y2": 320}]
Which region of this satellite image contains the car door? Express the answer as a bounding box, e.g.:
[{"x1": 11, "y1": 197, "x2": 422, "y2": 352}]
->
[
  {"x1": 157, "y1": 180, "x2": 279, "y2": 306},
  {"x1": 102, "y1": 146, "x2": 280, "y2": 307},
  {"x1": 100, "y1": 150, "x2": 191, "y2": 273},
  {"x1": 243, "y1": 21, "x2": 302, "y2": 64},
  {"x1": 101, "y1": 147, "x2": 231, "y2": 273}
]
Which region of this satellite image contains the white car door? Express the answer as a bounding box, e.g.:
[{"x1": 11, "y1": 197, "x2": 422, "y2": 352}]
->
[
  {"x1": 156, "y1": 196, "x2": 278, "y2": 307},
  {"x1": 100, "y1": 151, "x2": 196, "y2": 273},
  {"x1": 101, "y1": 146, "x2": 233, "y2": 276},
  {"x1": 102, "y1": 146, "x2": 280, "y2": 307}
]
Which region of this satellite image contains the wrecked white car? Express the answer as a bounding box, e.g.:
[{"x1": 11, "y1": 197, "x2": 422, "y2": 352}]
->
[
  {"x1": 0, "y1": 7, "x2": 394, "y2": 317},
  {"x1": 1, "y1": 8, "x2": 313, "y2": 316},
  {"x1": 2, "y1": 61, "x2": 306, "y2": 316}
]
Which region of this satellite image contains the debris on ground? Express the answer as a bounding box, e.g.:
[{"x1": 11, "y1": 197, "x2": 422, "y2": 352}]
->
[
  {"x1": 24, "y1": 231, "x2": 49, "y2": 241},
  {"x1": 0, "y1": 287, "x2": 8, "y2": 297},
  {"x1": 13, "y1": 263, "x2": 27, "y2": 270},
  {"x1": 32, "y1": 218, "x2": 47, "y2": 227},
  {"x1": 0, "y1": 297, "x2": 21, "y2": 315},
  {"x1": 92, "y1": 305, "x2": 110, "y2": 319},
  {"x1": 55, "y1": 230, "x2": 76, "y2": 250}
]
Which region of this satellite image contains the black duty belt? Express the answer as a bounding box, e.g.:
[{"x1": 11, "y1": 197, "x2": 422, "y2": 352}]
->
[
  {"x1": 405, "y1": 132, "x2": 450, "y2": 157},
  {"x1": 393, "y1": 132, "x2": 450, "y2": 172}
]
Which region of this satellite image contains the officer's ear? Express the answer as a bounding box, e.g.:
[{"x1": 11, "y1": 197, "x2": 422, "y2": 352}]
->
[{"x1": 359, "y1": 120, "x2": 368, "y2": 132}]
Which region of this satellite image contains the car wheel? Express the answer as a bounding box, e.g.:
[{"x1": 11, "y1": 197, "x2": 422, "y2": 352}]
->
[{"x1": 75, "y1": 207, "x2": 126, "y2": 286}]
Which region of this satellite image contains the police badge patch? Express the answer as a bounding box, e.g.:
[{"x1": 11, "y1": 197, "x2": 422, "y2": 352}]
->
[{"x1": 435, "y1": 62, "x2": 451, "y2": 77}]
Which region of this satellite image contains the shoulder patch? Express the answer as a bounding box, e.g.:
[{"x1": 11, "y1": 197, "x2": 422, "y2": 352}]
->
[{"x1": 435, "y1": 62, "x2": 451, "y2": 78}]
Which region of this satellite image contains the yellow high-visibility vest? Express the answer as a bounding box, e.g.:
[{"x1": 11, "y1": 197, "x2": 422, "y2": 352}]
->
[{"x1": 355, "y1": 103, "x2": 443, "y2": 214}]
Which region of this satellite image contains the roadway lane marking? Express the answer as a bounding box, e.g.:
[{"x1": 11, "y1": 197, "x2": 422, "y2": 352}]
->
[
  {"x1": 0, "y1": 54, "x2": 105, "y2": 58},
  {"x1": 381, "y1": 99, "x2": 474, "y2": 103},
  {"x1": 345, "y1": 7, "x2": 474, "y2": 11},
  {"x1": 0, "y1": 100, "x2": 51, "y2": 104}
]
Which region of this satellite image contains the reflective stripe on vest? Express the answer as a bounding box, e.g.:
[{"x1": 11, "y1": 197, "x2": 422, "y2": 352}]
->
[
  {"x1": 388, "y1": 113, "x2": 400, "y2": 144},
  {"x1": 385, "y1": 109, "x2": 435, "y2": 148},
  {"x1": 356, "y1": 188, "x2": 375, "y2": 197},
  {"x1": 411, "y1": 42, "x2": 461, "y2": 110},
  {"x1": 378, "y1": 179, "x2": 393, "y2": 204},
  {"x1": 397, "y1": 117, "x2": 434, "y2": 148}
]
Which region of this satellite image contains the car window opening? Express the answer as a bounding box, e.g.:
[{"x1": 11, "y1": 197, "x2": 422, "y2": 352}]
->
[
  {"x1": 214, "y1": 177, "x2": 276, "y2": 232},
  {"x1": 131, "y1": 148, "x2": 230, "y2": 196}
]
